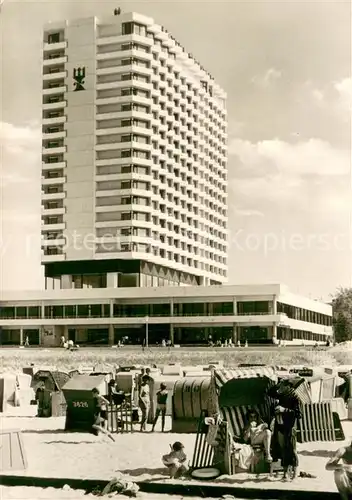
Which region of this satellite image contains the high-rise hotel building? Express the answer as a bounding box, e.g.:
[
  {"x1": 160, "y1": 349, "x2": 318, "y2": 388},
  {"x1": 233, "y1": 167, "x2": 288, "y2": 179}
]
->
[{"x1": 41, "y1": 12, "x2": 228, "y2": 290}]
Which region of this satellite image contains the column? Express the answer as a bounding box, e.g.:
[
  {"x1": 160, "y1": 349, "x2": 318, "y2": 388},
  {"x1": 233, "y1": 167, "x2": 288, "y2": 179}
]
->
[
  {"x1": 170, "y1": 324, "x2": 174, "y2": 345},
  {"x1": 233, "y1": 297, "x2": 237, "y2": 315},
  {"x1": 107, "y1": 272, "x2": 118, "y2": 288},
  {"x1": 19, "y1": 328, "x2": 24, "y2": 346},
  {"x1": 61, "y1": 275, "x2": 72, "y2": 289},
  {"x1": 272, "y1": 295, "x2": 277, "y2": 315},
  {"x1": 63, "y1": 325, "x2": 69, "y2": 341},
  {"x1": 170, "y1": 300, "x2": 174, "y2": 344},
  {"x1": 108, "y1": 324, "x2": 114, "y2": 346},
  {"x1": 272, "y1": 324, "x2": 277, "y2": 344},
  {"x1": 232, "y1": 324, "x2": 237, "y2": 344}
]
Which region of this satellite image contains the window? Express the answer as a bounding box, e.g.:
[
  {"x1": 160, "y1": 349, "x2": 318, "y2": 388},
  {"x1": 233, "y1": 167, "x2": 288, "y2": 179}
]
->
[
  {"x1": 47, "y1": 156, "x2": 60, "y2": 163},
  {"x1": 121, "y1": 73, "x2": 132, "y2": 81},
  {"x1": 121, "y1": 58, "x2": 132, "y2": 66},
  {"x1": 121, "y1": 104, "x2": 132, "y2": 112},
  {"x1": 121, "y1": 212, "x2": 132, "y2": 220},
  {"x1": 122, "y1": 23, "x2": 133, "y2": 35},
  {"x1": 48, "y1": 32, "x2": 61, "y2": 44},
  {"x1": 121, "y1": 149, "x2": 132, "y2": 158},
  {"x1": 64, "y1": 305, "x2": 76, "y2": 318},
  {"x1": 121, "y1": 22, "x2": 146, "y2": 37},
  {"x1": 121, "y1": 118, "x2": 132, "y2": 127}
]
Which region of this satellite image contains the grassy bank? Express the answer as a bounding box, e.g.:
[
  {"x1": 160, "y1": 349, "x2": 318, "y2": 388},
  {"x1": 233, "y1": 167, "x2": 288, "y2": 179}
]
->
[{"x1": 0, "y1": 346, "x2": 348, "y2": 372}]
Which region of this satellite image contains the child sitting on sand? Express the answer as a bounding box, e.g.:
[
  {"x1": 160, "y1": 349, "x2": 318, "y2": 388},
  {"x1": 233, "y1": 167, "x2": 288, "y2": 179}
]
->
[{"x1": 162, "y1": 442, "x2": 188, "y2": 478}]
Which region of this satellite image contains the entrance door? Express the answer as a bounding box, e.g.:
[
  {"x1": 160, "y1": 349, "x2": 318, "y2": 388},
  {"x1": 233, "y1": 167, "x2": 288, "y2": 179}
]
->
[{"x1": 68, "y1": 329, "x2": 76, "y2": 343}]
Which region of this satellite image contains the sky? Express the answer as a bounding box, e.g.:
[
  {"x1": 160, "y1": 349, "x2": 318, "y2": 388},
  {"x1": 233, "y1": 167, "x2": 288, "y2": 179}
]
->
[{"x1": 0, "y1": 0, "x2": 351, "y2": 299}]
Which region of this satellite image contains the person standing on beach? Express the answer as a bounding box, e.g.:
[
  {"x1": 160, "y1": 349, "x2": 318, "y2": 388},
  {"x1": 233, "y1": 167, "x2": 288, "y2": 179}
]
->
[
  {"x1": 271, "y1": 398, "x2": 301, "y2": 481},
  {"x1": 139, "y1": 377, "x2": 150, "y2": 432},
  {"x1": 326, "y1": 440, "x2": 352, "y2": 500},
  {"x1": 91, "y1": 388, "x2": 115, "y2": 442},
  {"x1": 152, "y1": 382, "x2": 168, "y2": 432}
]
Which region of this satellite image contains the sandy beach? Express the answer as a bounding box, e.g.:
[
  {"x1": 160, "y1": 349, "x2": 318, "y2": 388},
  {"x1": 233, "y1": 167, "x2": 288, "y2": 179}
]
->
[
  {"x1": 0, "y1": 487, "x2": 229, "y2": 500},
  {"x1": 1, "y1": 405, "x2": 350, "y2": 496}
]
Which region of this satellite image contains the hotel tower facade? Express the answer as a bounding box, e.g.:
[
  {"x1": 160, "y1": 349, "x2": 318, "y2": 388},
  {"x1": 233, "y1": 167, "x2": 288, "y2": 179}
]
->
[{"x1": 41, "y1": 12, "x2": 228, "y2": 291}]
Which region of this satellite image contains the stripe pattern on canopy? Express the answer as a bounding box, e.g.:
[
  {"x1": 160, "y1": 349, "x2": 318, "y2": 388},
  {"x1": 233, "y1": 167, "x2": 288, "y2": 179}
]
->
[{"x1": 213, "y1": 366, "x2": 277, "y2": 391}]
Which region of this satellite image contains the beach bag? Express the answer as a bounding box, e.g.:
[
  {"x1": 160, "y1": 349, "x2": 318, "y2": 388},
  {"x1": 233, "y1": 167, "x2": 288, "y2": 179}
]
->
[{"x1": 205, "y1": 415, "x2": 222, "y2": 447}]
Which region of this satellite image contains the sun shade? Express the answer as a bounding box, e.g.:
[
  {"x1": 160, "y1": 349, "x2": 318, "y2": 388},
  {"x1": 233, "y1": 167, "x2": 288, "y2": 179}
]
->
[
  {"x1": 218, "y1": 375, "x2": 275, "y2": 408},
  {"x1": 213, "y1": 367, "x2": 277, "y2": 408}
]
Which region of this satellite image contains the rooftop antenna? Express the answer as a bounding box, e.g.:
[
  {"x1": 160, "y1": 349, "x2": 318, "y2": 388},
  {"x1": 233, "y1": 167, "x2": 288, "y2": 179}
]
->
[{"x1": 114, "y1": 7, "x2": 121, "y2": 15}]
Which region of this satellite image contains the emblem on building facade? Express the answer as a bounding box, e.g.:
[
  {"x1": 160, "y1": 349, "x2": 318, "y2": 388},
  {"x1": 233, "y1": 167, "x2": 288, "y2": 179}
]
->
[{"x1": 73, "y1": 67, "x2": 86, "y2": 91}]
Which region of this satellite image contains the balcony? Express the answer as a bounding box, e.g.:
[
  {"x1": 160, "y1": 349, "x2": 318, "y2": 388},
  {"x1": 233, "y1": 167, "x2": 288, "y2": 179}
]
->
[
  {"x1": 43, "y1": 71, "x2": 67, "y2": 81},
  {"x1": 42, "y1": 176, "x2": 66, "y2": 186},
  {"x1": 43, "y1": 41, "x2": 67, "y2": 52},
  {"x1": 42, "y1": 192, "x2": 65, "y2": 201},
  {"x1": 41, "y1": 234, "x2": 66, "y2": 248},
  {"x1": 95, "y1": 204, "x2": 132, "y2": 213},
  {"x1": 95, "y1": 219, "x2": 153, "y2": 229},
  {"x1": 95, "y1": 157, "x2": 151, "y2": 167},
  {"x1": 42, "y1": 161, "x2": 66, "y2": 171},
  {"x1": 42, "y1": 237, "x2": 66, "y2": 247},
  {"x1": 95, "y1": 95, "x2": 150, "y2": 107},
  {"x1": 95, "y1": 109, "x2": 150, "y2": 123},
  {"x1": 41, "y1": 207, "x2": 65, "y2": 217},
  {"x1": 43, "y1": 85, "x2": 67, "y2": 96},
  {"x1": 42, "y1": 130, "x2": 66, "y2": 140},
  {"x1": 96, "y1": 125, "x2": 132, "y2": 136},
  {"x1": 97, "y1": 125, "x2": 150, "y2": 137},
  {"x1": 42, "y1": 115, "x2": 66, "y2": 126},
  {"x1": 42, "y1": 145, "x2": 66, "y2": 155},
  {"x1": 96, "y1": 172, "x2": 148, "y2": 184},
  {"x1": 96, "y1": 34, "x2": 154, "y2": 47},
  {"x1": 122, "y1": 48, "x2": 153, "y2": 61},
  {"x1": 41, "y1": 222, "x2": 65, "y2": 230},
  {"x1": 96, "y1": 48, "x2": 151, "y2": 62},
  {"x1": 96, "y1": 188, "x2": 133, "y2": 197},
  {"x1": 96, "y1": 64, "x2": 133, "y2": 76},
  {"x1": 42, "y1": 254, "x2": 65, "y2": 262},
  {"x1": 42, "y1": 100, "x2": 67, "y2": 111},
  {"x1": 95, "y1": 141, "x2": 152, "y2": 153},
  {"x1": 43, "y1": 56, "x2": 67, "y2": 67}
]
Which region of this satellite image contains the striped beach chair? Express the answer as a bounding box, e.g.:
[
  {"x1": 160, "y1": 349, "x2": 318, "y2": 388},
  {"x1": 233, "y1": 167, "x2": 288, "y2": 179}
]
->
[
  {"x1": 191, "y1": 410, "x2": 232, "y2": 474},
  {"x1": 191, "y1": 367, "x2": 278, "y2": 475},
  {"x1": 297, "y1": 401, "x2": 345, "y2": 443}
]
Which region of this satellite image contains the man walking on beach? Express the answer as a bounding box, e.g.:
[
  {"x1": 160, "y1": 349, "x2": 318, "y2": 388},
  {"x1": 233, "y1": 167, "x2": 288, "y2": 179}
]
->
[{"x1": 326, "y1": 440, "x2": 352, "y2": 500}]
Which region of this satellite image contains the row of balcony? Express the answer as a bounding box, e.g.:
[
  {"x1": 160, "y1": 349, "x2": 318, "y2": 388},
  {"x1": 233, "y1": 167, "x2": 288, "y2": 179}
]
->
[
  {"x1": 41, "y1": 34, "x2": 225, "y2": 100},
  {"x1": 41, "y1": 68, "x2": 225, "y2": 124}
]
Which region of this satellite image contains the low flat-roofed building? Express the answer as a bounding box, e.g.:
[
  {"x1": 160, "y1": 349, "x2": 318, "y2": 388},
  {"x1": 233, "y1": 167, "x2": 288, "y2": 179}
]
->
[{"x1": 0, "y1": 284, "x2": 332, "y2": 346}]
